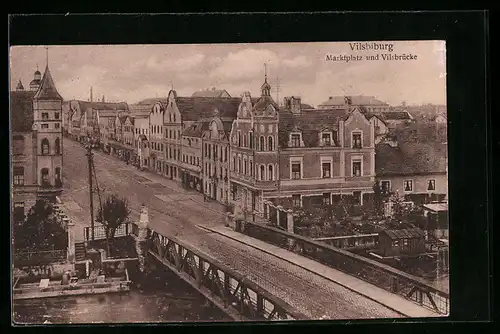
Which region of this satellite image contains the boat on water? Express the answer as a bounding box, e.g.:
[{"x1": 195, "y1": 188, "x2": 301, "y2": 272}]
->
[{"x1": 13, "y1": 269, "x2": 131, "y2": 301}]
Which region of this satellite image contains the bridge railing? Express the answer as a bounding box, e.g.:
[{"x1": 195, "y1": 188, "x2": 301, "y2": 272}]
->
[
  {"x1": 84, "y1": 222, "x2": 133, "y2": 242},
  {"x1": 147, "y1": 228, "x2": 310, "y2": 321},
  {"x1": 241, "y1": 221, "x2": 449, "y2": 315}
]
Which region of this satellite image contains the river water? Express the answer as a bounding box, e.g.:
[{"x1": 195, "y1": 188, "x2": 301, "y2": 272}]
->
[{"x1": 13, "y1": 268, "x2": 232, "y2": 324}]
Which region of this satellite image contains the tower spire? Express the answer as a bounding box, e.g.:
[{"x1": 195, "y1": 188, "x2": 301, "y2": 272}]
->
[
  {"x1": 264, "y1": 63, "x2": 268, "y2": 82},
  {"x1": 45, "y1": 47, "x2": 49, "y2": 67}
]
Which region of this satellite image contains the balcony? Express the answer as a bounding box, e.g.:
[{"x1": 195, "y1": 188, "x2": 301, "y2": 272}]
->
[{"x1": 38, "y1": 181, "x2": 63, "y2": 195}]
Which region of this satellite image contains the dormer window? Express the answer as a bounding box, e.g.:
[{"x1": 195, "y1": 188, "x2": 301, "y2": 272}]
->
[
  {"x1": 352, "y1": 131, "x2": 362, "y2": 149},
  {"x1": 289, "y1": 133, "x2": 303, "y2": 148},
  {"x1": 321, "y1": 132, "x2": 332, "y2": 146}
]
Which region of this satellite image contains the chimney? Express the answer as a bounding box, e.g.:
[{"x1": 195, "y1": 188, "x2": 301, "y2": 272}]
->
[
  {"x1": 102, "y1": 95, "x2": 105, "y2": 103},
  {"x1": 90, "y1": 87, "x2": 93, "y2": 102}
]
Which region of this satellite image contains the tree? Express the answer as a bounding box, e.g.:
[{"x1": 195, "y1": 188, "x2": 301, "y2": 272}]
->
[
  {"x1": 96, "y1": 194, "x2": 131, "y2": 257},
  {"x1": 13, "y1": 199, "x2": 68, "y2": 252}
]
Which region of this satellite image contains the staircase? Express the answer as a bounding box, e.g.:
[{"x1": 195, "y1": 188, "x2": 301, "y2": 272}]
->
[{"x1": 75, "y1": 242, "x2": 87, "y2": 262}]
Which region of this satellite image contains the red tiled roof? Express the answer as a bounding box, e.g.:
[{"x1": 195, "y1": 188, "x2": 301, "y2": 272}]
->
[
  {"x1": 182, "y1": 120, "x2": 210, "y2": 138},
  {"x1": 175, "y1": 97, "x2": 241, "y2": 121},
  {"x1": 389, "y1": 123, "x2": 448, "y2": 143},
  {"x1": 380, "y1": 111, "x2": 412, "y2": 120},
  {"x1": 319, "y1": 95, "x2": 389, "y2": 107},
  {"x1": 381, "y1": 228, "x2": 426, "y2": 240},
  {"x1": 10, "y1": 90, "x2": 36, "y2": 132},
  {"x1": 33, "y1": 66, "x2": 63, "y2": 101},
  {"x1": 192, "y1": 89, "x2": 230, "y2": 98},
  {"x1": 375, "y1": 141, "x2": 447, "y2": 176},
  {"x1": 278, "y1": 108, "x2": 350, "y2": 148}
]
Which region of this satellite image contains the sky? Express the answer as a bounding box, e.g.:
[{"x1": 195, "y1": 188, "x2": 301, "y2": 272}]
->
[{"x1": 10, "y1": 41, "x2": 446, "y2": 107}]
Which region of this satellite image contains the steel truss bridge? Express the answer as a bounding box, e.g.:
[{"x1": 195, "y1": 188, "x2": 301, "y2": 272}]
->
[{"x1": 125, "y1": 220, "x2": 448, "y2": 321}]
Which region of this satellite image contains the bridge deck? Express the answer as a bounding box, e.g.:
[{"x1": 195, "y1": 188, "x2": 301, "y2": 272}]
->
[
  {"x1": 149, "y1": 221, "x2": 404, "y2": 320},
  {"x1": 203, "y1": 225, "x2": 441, "y2": 318}
]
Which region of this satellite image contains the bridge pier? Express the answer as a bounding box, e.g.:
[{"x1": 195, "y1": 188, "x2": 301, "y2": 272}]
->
[
  {"x1": 67, "y1": 220, "x2": 76, "y2": 263},
  {"x1": 135, "y1": 204, "x2": 149, "y2": 273}
]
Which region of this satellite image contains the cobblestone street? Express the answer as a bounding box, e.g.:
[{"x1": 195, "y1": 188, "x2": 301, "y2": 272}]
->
[{"x1": 60, "y1": 138, "x2": 405, "y2": 319}]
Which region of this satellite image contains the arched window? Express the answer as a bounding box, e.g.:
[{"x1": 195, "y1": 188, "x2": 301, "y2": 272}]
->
[
  {"x1": 41, "y1": 168, "x2": 50, "y2": 186},
  {"x1": 249, "y1": 132, "x2": 254, "y2": 149},
  {"x1": 55, "y1": 138, "x2": 61, "y2": 155},
  {"x1": 259, "y1": 136, "x2": 265, "y2": 151},
  {"x1": 268, "y1": 165, "x2": 274, "y2": 181},
  {"x1": 268, "y1": 136, "x2": 274, "y2": 151},
  {"x1": 41, "y1": 138, "x2": 50, "y2": 155},
  {"x1": 260, "y1": 165, "x2": 265, "y2": 181}
]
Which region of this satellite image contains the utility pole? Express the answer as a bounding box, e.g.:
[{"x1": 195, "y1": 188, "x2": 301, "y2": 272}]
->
[{"x1": 85, "y1": 134, "x2": 98, "y2": 241}]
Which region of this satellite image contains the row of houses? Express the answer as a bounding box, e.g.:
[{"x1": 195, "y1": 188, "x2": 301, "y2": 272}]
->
[{"x1": 63, "y1": 74, "x2": 448, "y2": 214}]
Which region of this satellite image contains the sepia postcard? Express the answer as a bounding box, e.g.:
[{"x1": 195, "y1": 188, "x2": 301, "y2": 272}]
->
[{"x1": 10, "y1": 41, "x2": 449, "y2": 324}]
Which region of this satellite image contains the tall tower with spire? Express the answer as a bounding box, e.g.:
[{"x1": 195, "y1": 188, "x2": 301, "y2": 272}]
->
[{"x1": 32, "y1": 57, "x2": 64, "y2": 196}]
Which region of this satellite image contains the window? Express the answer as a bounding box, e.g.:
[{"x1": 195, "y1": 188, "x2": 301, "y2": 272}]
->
[
  {"x1": 427, "y1": 179, "x2": 436, "y2": 191},
  {"x1": 42, "y1": 112, "x2": 49, "y2": 120},
  {"x1": 323, "y1": 193, "x2": 331, "y2": 205},
  {"x1": 41, "y1": 138, "x2": 50, "y2": 155},
  {"x1": 291, "y1": 162, "x2": 302, "y2": 179},
  {"x1": 260, "y1": 165, "x2": 265, "y2": 180},
  {"x1": 381, "y1": 180, "x2": 391, "y2": 193},
  {"x1": 41, "y1": 168, "x2": 50, "y2": 185},
  {"x1": 55, "y1": 138, "x2": 61, "y2": 155},
  {"x1": 242, "y1": 134, "x2": 247, "y2": 147},
  {"x1": 322, "y1": 132, "x2": 332, "y2": 146},
  {"x1": 249, "y1": 159, "x2": 253, "y2": 176},
  {"x1": 224, "y1": 147, "x2": 228, "y2": 162},
  {"x1": 249, "y1": 132, "x2": 254, "y2": 149},
  {"x1": 259, "y1": 136, "x2": 265, "y2": 151},
  {"x1": 352, "y1": 159, "x2": 362, "y2": 177},
  {"x1": 55, "y1": 167, "x2": 62, "y2": 186},
  {"x1": 233, "y1": 156, "x2": 236, "y2": 171},
  {"x1": 322, "y1": 161, "x2": 332, "y2": 178},
  {"x1": 352, "y1": 132, "x2": 362, "y2": 149},
  {"x1": 290, "y1": 134, "x2": 301, "y2": 147},
  {"x1": 403, "y1": 239, "x2": 409, "y2": 246},
  {"x1": 268, "y1": 136, "x2": 274, "y2": 151},
  {"x1": 238, "y1": 158, "x2": 242, "y2": 173},
  {"x1": 41, "y1": 124, "x2": 49, "y2": 129},
  {"x1": 392, "y1": 240, "x2": 400, "y2": 247},
  {"x1": 404, "y1": 180, "x2": 413, "y2": 192},
  {"x1": 54, "y1": 112, "x2": 60, "y2": 120},
  {"x1": 268, "y1": 165, "x2": 274, "y2": 180},
  {"x1": 292, "y1": 195, "x2": 301, "y2": 207},
  {"x1": 237, "y1": 131, "x2": 241, "y2": 147},
  {"x1": 243, "y1": 158, "x2": 247, "y2": 175},
  {"x1": 13, "y1": 166, "x2": 24, "y2": 186}
]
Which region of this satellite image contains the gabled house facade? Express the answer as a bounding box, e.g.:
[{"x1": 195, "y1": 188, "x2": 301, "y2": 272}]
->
[
  {"x1": 201, "y1": 113, "x2": 234, "y2": 202},
  {"x1": 10, "y1": 65, "x2": 64, "y2": 224},
  {"x1": 229, "y1": 75, "x2": 280, "y2": 213},
  {"x1": 275, "y1": 101, "x2": 376, "y2": 209}
]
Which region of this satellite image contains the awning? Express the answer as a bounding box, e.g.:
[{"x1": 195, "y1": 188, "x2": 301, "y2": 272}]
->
[{"x1": 422, "y1": 202, "x2": 448, "y2": 213}]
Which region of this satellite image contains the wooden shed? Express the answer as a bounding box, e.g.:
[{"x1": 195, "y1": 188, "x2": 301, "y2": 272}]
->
[{"x1": 378, "y1": 228, "x2": 426, "y2": 257}]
